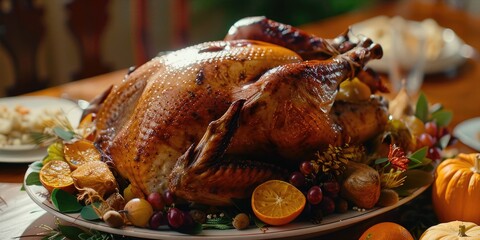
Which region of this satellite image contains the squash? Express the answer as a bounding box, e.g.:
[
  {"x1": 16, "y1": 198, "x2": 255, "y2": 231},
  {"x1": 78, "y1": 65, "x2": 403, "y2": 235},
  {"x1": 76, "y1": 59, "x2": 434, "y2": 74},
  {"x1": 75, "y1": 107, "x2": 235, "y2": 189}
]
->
[
  {"x1": 432, "y1": 153, "x2": 480, "y2": 224},
  {"x1": 420, "y1": 221, "x2": 480, "y2": 239}
]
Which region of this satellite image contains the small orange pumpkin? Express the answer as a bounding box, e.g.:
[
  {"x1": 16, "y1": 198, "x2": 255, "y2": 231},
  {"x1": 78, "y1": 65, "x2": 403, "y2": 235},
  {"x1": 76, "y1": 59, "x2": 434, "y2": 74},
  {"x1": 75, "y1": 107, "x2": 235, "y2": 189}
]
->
[{"x1": 432, "y1": 153, "x2": 480, "y2": 224}]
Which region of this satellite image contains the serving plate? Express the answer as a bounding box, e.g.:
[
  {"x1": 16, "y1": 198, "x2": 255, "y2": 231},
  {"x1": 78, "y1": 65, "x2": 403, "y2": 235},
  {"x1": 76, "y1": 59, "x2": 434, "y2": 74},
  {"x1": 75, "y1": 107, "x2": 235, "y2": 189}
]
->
[
  {"x1": 24, "y1": 164, "x2": 429, "y2": 239},
  {"x1": 453, "y1": 117, "x2": 480, "y2": 151},
  {"x1": 0, "y1": 96, "x2": 82, "y2": 162},
  {"x1": 351, "y1": 16, "x2": 467, "y2": 74}
]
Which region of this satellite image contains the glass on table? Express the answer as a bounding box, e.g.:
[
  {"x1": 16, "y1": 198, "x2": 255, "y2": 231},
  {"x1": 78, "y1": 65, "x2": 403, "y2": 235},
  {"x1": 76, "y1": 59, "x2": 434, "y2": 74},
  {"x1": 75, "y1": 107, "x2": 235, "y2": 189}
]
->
[{"x1": 388, "y1": 17, "x2": 427, "y2": 97}]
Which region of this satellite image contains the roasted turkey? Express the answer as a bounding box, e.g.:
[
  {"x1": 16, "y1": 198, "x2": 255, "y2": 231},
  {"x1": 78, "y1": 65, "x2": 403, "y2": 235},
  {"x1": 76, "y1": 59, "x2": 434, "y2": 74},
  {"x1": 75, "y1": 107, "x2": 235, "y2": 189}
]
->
[{"x1": 93, "y1": 16, "x2": 389, "y2": 206}]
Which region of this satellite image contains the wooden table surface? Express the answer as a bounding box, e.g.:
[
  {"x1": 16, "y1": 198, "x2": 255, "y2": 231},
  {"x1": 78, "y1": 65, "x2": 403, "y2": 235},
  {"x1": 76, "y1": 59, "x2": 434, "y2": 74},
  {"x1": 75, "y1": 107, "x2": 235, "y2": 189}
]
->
[{"x1": 1, "y1": 0, "x2": 479, "y2": 239}]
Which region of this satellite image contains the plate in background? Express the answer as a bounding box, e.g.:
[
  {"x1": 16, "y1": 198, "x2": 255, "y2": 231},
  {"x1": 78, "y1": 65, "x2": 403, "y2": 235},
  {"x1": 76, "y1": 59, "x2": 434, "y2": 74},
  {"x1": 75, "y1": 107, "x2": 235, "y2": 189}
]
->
[
  {"x1": 0, "y1": 96, "x2": 82, "y2": 162},
  {"x1": 453, "y1": 117, "x2": 480, "y2": 151},
  {"x1": 351, "y1": 16, "x2": 467, "y2": 74}
]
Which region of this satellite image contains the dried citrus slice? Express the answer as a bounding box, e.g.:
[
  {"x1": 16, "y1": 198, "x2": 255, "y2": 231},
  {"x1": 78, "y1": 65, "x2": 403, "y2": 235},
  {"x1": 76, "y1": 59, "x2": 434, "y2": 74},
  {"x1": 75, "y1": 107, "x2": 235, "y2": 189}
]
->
[
  {"x1": 39, "y1": 160, "x2": 75, "y2": 194},
  {"x1": 63, "y1": 139, "x2": 102, "y2": 169},
  {"x1": 251, "y1": 180, "x2": 306, "y2": 226},
  {"x1": 78, "y1": 113, "x2": 96, "y2": 141}
]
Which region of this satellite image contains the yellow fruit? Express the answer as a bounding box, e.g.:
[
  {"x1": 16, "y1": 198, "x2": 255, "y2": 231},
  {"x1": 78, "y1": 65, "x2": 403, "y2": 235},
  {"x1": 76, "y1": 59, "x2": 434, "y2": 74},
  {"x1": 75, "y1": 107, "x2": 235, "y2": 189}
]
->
[
  {"x1": 123, "y1": 184, "x2": 136, "y2": 202},
  {"x1": 63, "y1": 139, "x2": 102, "y2": 169},
  {"x1": 251, "y1": 180, "x2": 305, "y2": 226},
  {"x1": 39, "y1": 160, "x2": 75, "y2": 194},
  {"x1": 42, "y1": 142, "x2": 65, "y2": 164},
  {"x1": 124, "y1": 198, "x2": 153, "y2": 227},
  {"x1": 336, "y1": 78, "x2": 372, "y2": 102},
  {"x1": 404, "y1": 115, "x2": 425, "y2": 137}
]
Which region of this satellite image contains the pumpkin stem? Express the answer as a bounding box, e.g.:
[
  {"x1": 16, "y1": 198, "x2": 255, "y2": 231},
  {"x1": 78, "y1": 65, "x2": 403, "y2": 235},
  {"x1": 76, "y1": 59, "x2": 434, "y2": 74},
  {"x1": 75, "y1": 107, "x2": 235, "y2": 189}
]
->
[
  {"x1": 458, "y1": 224, "x2": 469, "y2": 237},
  {"x1": 474, "y1": 154, "x2": 480, "y2": 174}
]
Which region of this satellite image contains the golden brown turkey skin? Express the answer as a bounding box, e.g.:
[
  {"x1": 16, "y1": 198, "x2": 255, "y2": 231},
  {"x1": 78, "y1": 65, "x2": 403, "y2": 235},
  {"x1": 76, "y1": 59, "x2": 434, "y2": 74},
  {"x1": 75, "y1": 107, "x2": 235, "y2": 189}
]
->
[
  {"x1": 95, "y1": 34, "x2": 387, "y2": 205},
  {"x1": 95, "y1": 40, "x2": 303, "y2": 195},
  {"x1": 168, "y1": 39, "x2": 386, "y2": 205}
]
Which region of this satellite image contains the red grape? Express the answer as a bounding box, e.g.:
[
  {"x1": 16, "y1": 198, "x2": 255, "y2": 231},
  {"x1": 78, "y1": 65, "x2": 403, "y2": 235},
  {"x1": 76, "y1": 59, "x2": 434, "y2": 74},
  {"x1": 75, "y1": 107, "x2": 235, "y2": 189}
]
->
[
  {"x1": 427, "y1": 147, "x2": 441, "y2": 161},
  {"x1": 417, "y1": 133, "x2": 435, "y2": 148},
  {"x1": 307, "y1": 186, "x2": 323, "y2": 205},
  {"x1": 167, "y1": 207, "x2": 185, "y2": 229},
  {"x1": 335, "y1": 197, "x2": 348, "y2": 213},
  {"x1": 323, "y1": 180, "x2": 340, "y2": 197},
  {"x1": 289, "y1": 171, "x2": 306, "y2": 188},
  {"x1": 320, "y1": 196, "x2": 335, "y2": 215},
  {"x1": 300, "y1": 161, "x2": 314, "y2": 175},
  {"x1": 149, "y1": 211, "x2": 167, "y2": 229},
  {"x1": 147, "y1": 192, "x2": 165, "y2": 211},
  {"x1": 438, "y1": 126, "x2": 450, "y2": 139},
  {"x1": 424, "y1": 121, "x2": 438, "y2": 138},
  {"x1": 163, "y1": 190, "x2": 175, "y2": 206}
]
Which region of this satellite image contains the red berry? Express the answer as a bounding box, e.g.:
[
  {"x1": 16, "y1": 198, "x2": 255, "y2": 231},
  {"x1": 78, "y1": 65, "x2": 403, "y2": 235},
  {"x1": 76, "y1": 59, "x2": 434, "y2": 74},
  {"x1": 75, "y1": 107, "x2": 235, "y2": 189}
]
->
[{"x1": 307, "y1": 186, "x2": 323, "y2": 205}]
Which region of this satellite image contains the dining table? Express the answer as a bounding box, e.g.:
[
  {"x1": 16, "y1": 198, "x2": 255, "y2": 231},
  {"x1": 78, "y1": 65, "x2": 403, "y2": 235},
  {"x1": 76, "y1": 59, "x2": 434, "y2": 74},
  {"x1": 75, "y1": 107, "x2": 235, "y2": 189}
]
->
[{"x1": 1, "y1": 0, "x2": 479, "y2": 239}]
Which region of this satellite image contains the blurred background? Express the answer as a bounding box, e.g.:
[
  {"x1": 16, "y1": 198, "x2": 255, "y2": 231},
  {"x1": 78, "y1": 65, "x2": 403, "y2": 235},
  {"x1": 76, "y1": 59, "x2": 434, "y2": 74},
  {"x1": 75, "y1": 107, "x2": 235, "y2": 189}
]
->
[{"x1": 0, "y1": 0, "x2": 479, "y2": 97}]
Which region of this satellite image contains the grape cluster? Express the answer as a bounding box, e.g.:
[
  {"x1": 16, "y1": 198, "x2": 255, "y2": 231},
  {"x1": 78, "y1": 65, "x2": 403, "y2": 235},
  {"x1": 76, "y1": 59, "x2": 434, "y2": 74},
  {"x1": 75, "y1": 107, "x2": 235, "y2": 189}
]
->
[
  {"x1": 414, "y1": 120, "x2": 453, "y2": 161},
  {"x1": 145, "y1": 190, "x2": 197, "y2": 231},
  {"x1": 289, "y1": 161, "x2": 349, "y2": 223}
]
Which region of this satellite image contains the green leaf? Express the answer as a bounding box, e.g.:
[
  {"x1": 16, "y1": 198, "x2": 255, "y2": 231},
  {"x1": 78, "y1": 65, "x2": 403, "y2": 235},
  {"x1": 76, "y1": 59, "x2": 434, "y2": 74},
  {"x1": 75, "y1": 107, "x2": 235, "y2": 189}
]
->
[
  {"x1": 415, "y1": 92, "x2": 429, "y2": 122},
  {"x1": 81, "y1": 203, "x2": 101, "y2": 221},
  {"x1": 51, "y1": 188, "x2": 83, "y2": 213},
  {"x1": 25, "y1": 172, "x2": 42, "y2": 186},
  {"x1": 408, "y1": 147, "x2": 430, "y2": 169},
  {"x1": 374, "y1": 157, "x2": 388, "y2": 165},
  {"x1": 202, "y1": 223, "x2": 233, "y2": 230},
  {"x1": 408, "y1": 158, "x2": 432, "y2": 169},
  {"x1": 29, "y1": 161, "x2": 43, "y2": 171},
  {"x1": 53, "y1": 126, "x2": 75, "y2": 141},
  {"x1": 57, "y1": 224, "x2": 86, "y2": 240},
  {"x1": 431, "y1": 110, "x2": 453, "y2": 127},
  {"x1": 409, "y1": 146, "x2": 428, "y2": 163}
]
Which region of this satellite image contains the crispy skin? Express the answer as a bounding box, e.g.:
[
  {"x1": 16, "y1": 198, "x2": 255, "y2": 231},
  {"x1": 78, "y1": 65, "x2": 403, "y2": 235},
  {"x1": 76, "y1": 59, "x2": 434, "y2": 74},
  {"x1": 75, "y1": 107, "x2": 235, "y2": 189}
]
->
[
  {"x1": 95, "y1": 37, "x2": 387, "y2": 205},
  {"x1": 95, "y1": 40, "x2": 303, "y2": 195}
]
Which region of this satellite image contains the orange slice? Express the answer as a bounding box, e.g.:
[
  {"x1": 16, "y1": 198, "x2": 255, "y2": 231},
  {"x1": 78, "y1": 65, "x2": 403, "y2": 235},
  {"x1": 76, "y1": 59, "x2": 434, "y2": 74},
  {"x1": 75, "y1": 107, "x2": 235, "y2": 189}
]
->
[
  {"x1": 251, "y1": 180, "x2": 306, "y2": 226},
  {"x1": 39, "y1": 160, "x2": 76, "y2": 194},
  {"x1": 63, "y1": 139, "x2": 102, "y2": 170}
]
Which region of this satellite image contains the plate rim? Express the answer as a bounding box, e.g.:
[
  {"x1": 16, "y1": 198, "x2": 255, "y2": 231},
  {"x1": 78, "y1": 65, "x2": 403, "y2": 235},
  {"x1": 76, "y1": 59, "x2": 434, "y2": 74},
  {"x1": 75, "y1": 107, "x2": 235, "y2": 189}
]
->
[{"x1": 23, "y1": 164, "x2": 430, "y2": 239}]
